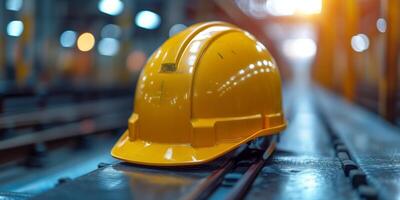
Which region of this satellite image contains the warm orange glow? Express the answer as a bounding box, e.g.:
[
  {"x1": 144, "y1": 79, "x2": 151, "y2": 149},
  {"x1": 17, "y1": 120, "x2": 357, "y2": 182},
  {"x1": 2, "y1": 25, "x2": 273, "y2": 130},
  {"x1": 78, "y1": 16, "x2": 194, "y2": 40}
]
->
[{"x1": 77, "y1": 32, "x2": 95, "y2": 52}]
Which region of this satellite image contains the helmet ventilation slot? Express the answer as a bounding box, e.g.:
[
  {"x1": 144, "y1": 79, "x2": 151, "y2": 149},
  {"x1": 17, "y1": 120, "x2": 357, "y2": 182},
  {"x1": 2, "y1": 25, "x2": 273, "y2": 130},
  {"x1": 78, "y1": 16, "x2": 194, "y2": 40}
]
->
[{"x1": 160, "y1": 63, "x2": 177, "y2": 73}]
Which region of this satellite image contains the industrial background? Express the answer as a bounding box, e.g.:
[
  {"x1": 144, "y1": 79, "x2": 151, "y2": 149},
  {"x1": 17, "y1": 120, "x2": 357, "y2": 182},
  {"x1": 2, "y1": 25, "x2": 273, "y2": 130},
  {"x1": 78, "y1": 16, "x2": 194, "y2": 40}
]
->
[{"x1": 0, "y1": 0, "x2": 399, "y2": 199}]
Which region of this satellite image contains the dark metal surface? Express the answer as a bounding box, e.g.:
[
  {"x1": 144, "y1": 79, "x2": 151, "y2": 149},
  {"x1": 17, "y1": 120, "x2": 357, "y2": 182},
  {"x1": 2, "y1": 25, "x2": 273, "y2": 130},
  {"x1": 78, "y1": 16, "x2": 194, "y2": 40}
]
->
[
  {"x1": 245, "y1": 94, "x2": 358, "y2": 200},
  {"x1": 6, "y1": 87, "x2": 398, "y2": 200},
  {"x1": 0, "y1": 135, "x2": 117, "y2": 194},
  {"x1": 32, "y1": 139, "x2": 278, "y2": 200},
  {"x1": 32, "y1": 162, "x2": 224, "y2": 200}
]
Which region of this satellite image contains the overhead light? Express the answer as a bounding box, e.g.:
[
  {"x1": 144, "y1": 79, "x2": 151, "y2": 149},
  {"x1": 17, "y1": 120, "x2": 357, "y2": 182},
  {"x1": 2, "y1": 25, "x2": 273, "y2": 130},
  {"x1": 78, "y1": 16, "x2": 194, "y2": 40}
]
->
[
  {"x1": 296, "y1": 0, "x2": 322, "y2": 15},
  {"x1": 169, "y1": 24, "x2": 187, "y2": 37},
  {"x1": 6, "y1": 0, "x2": 23, "y2": 11},
  {"x1": 236, "y1": 0, "x2": 322, "y2": 18},
  {"x1": 98, "y1": 0, "x2": 124, "y2": 16},
  {"x1": 264, "y1": 0, "x2": 321, "y2": 16},
  {"x1": 77, "y1": 32, "x2": 95, "y2": 52},
  {"x1": 60, "y1": 30, "x2": 77, "y2": 47},
  {"x1": 235, "y1": 0, "x2": 269, "y2": 18},
  {"x1": 351, "y1": 34, "x2": 369, "y2": 52},
  {"x1": 282, "y1": 38, "x2": 317, "y2": 59},
  {"x1": 135, "y1": 10, "x2": 161, "y2": 30},
  {"x1": 265, "y1": 0, "x2": 296, "y2": 16},
  {"x1": 98, "y1": 38, "x2": 120, "y2": 56},
  {"x1": 7, "y1": 20, "x2": 24, "y2": 37}
]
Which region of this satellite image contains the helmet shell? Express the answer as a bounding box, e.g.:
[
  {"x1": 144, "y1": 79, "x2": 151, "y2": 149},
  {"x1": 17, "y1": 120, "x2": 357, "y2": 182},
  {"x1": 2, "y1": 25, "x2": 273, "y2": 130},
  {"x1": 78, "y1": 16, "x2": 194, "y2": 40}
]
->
[{"x1": 111, "y1": 22, "x2": 286, "y2": 166}]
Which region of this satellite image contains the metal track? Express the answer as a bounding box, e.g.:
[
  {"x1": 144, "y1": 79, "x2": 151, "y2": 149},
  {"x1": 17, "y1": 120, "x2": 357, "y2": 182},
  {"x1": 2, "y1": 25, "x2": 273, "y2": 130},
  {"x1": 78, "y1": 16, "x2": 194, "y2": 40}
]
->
[
  {"x1": 0, "y1": 97, "x2": 131, "y2": 129},
  {"x1": 225, "y1": 136, "x2": 276, "y2": 200},
  {"x1": 0, "y1": 113, "x2": 129, "y2": 151},
  {"x1": 183, "y1": 135, "x2": 278, "y2": 200},
  {"x1": 317, "y1": 107, "x2": 380, "y2": 200}
]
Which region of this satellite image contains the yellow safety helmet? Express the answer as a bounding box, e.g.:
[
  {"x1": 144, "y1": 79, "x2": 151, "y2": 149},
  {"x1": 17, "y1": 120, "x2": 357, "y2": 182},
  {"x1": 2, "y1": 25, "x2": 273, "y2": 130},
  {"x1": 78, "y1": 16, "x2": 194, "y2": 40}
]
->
[{"x1": 111, "y1": 21, "x2": 286, "y2": 166}]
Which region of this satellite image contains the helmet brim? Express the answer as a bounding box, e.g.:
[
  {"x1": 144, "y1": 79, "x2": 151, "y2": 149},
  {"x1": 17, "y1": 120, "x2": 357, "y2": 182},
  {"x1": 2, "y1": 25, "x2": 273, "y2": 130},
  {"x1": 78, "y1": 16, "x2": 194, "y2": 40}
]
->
[{"x1": 111, "y1": 123, "x2": 285, "y2": 166}]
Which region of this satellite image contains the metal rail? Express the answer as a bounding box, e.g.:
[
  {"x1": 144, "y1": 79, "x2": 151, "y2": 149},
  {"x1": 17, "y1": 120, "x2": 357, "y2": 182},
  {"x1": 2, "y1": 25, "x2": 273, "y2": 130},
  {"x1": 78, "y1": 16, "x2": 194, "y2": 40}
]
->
[
  {"x1": 0, "y1": 113, "x2": 129, "y2": 151},
  {"x1": 0, "y1": 97, "x2": 131, "y2": 129},
  {"x1": 225, "y1": 136, "x2": 277, "y2": 200},
  {"x1": 317, "y1": 100, "x2": 379, "y2": 200},
  {"x1": 183, "y1": 135, "x2": 278, "y2": 200},
  {"x1": 182, "y1": 145, "x2": 247, "y2": 200}
]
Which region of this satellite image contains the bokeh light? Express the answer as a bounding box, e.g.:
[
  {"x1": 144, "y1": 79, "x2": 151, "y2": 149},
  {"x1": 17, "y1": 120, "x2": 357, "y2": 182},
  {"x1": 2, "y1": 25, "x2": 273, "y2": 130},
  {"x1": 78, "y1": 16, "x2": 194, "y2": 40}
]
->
[
  {"x1": 60, "y1": 30, "x2": 77, "y2": 48},
  {"x1": 98, "y1": 38, "x2": 120, "y2": 56},
  {"x1": 283, "y1": 38, "x2": 317, "y2": 59},
  {"x1": 127, "y1": 50, "x2": 147, "y2": 72},
  {"x1": 351, "y1": 34, "x2": 369, "y2": 52},
  {"x1": 135, "y1": 10, "x2": 161, "y2": 30},
  {"x1": 266, "y1": 0, "x2": 322, "y2": 16},
  {"x1": 7, "y1": 20, "x2": 24, "y2": 37},
  {"x1": 77, "y1": 32, "x2": 95, "y2": 52},
  {"x1": 376, "y1": 18, "x2": 387, "y2": 33},
  {"x1": 6, "y1": 0, "x2": 23, "y2": 11},
  {"x1": 266, "y1": 0, "x2": 296, "y2": 16},
  {"x1": 101, "y1": 24, "x2": 121, "y2": 38},
  {"x1": 98, "y1": 0, "x2": 124, "y2": 16},
  {"x1": 169, "y1": 24, "x2": 187, "y2": 37},
  {"x1": 237, "y1": 0, "x2": 322, "y2": 17},
  {"x1": 296, "y1": 0, "x2": 322, "y2": 15}
]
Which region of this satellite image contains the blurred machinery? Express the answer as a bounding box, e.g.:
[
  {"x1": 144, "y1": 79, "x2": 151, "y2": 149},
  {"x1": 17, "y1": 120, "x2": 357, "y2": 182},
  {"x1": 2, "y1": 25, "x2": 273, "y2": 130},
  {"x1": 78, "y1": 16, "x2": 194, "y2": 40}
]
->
[{"x1": 0, "y1": 0, "x2": 399, "y2": 200}]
